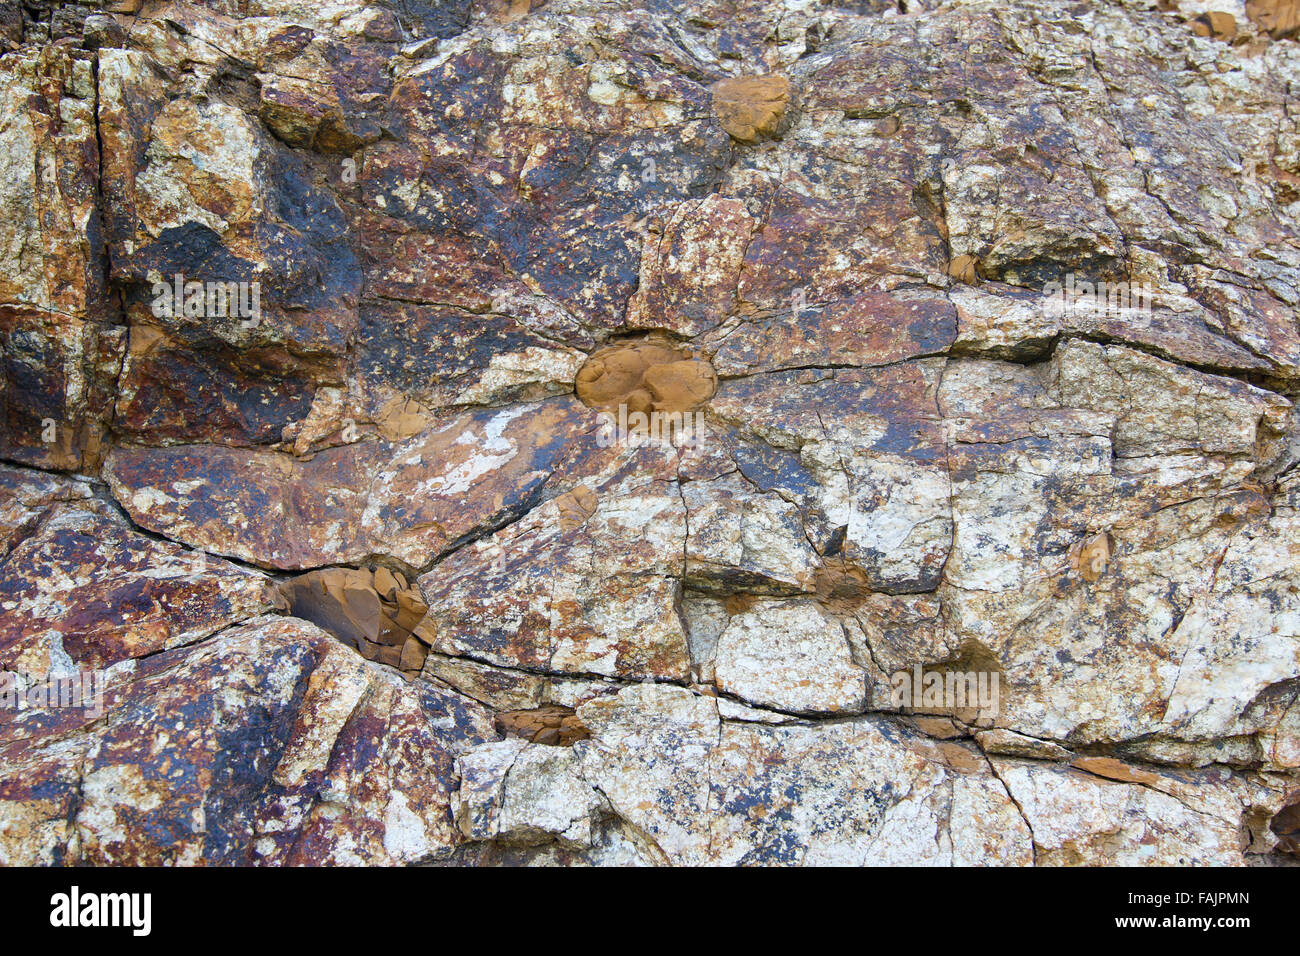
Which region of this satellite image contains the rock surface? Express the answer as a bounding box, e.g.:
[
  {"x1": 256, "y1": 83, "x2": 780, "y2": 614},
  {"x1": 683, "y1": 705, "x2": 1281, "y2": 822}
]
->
[{"x1": 1, "y1": 0, "x2": 1299, "y2": 866}]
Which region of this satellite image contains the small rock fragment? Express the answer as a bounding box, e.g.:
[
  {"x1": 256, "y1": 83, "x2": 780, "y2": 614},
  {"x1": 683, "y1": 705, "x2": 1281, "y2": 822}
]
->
[
  {"x1": 82, "y1": 15, "x2": 127, "y2": 50},
  {"x1": 575, "y1": 342, "x2": 717, "y2": 414},
  {"x1": 575, "y1": 343, "x2": 682, "y2": 410},
  {"x1": 276, "y1": 567, "x2": 430, "y2": 675},
  {"x1": 711, "y1": 75, "x2": 791, "y2": 144},
  {"x1": 974, "y1": 728, "x2": 1072, "y2": 761},
  {"x1": 814, "y1": 562, "x2": 871, "y2": 611},
  {"x1": 641, "y1": 360, "x2": 718, "y2": 413},
  {"x1": 1192, "y1": 11, "x2": 1237, "y2": 40},
  {"x1": 912, "y1": 716, "x2": 966, "y2": 739},
  {"x1": 1068, "y1": 532, "x2": 1111, "y2": 583},
  {"x1": 495, "y1": 705, "x2": 591, "y2": 746},
  {"x1": 376, "y1": 395, "x2": 431, "y2": 442},
  {"x1": 1270, "y1": 802, "x2": 1300, "y2": 855},
  {"x1": 555, "y1": 484, "x2": 598, "y2": 531},
  {"x1": 1246, "y1": 0, "x2": 1300, "y2": 38},
  {"x1": 0, "y1": 5, "x2": 20, "y2": 48},
  {"x1": 947, "y1": 254, "x2": 980, "y2": 284}
]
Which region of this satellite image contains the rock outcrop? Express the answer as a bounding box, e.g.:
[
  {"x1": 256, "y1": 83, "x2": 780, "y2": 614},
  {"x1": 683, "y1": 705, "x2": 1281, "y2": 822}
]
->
[{"x1": 1, "y1": 0, "x2": 1298, "y2": 865}]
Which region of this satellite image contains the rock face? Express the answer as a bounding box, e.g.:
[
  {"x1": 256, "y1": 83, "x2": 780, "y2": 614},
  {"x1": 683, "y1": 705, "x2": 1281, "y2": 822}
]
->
[{"x1": 1, "y1": 0, "x2": 1299, "y2": 866}]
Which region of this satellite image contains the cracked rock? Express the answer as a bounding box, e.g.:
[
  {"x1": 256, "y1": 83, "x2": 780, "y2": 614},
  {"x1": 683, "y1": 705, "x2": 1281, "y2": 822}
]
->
[{"x1": 0, "y1": 0, "x2": 1297, "y2": 868}]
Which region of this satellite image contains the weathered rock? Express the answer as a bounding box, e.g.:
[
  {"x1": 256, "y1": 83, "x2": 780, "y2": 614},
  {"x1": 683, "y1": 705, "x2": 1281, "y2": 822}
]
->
[
  {"x1": 993, "y1": 759, "x2": 1249, "y2": 865},
  {"x1": 1043, "y1": 339, "x2": 1291, "y2": 460},
  {"x1": 711, "y1": 75, "x2": 791, "y2": 143},
  {"x1": 275, "y1": 566, "x2": 429, "y2": 674},
  {"x1": 713, "y1": 600, "x2": 867, "y2": 714},
  {"x1": 0, "y1": 466, "x2": 93, "y2": 559},
  {"x1": 1, "y1": 0, "x2": 1298, "y2": 868},
  {"x1": 453, "y1": 738, "x2": 605, "y2": 847},
  {"x1": 103, "y1": 399, "x2": 594, "y2": 569},
  {"x1": 571, "y1": 684, "x2": 1029, "y2": 864},
  {"x1": 1246, "y1": 0, "x2": 1300, "y2": 37},
  {"x1": 626, "y1": 195, "x2": 757, "y2": 337},
  {"x1": 0, "y1": 616, "x2": 497, "y2": 865},
  {"x1": 711, "y1": 361, "x2": 952, "y2": 593},
  {"x1": 937, "y1": 354, "x2": 1297, "y2": 755},
  {"x1": 575, "y1": 342, "x2": 717, "y2": 416},
  {"x1": 0, "y1": 47, "x2": 117, "y2": 471},
  {"x1": 1192, "y1": 11, "x2": 1238, "y2": 40},
  {"x1": 494, "y1": 705, "x2": 591, "y2": 746},
  {"x1": 356, "y1": 301, "x2": 586, "y2": 415},
  {"x1": 0, "y1": 499, "x2": 272, "y2": 673},
  {"x1": 682, "y1": 469, "x2": 821, "y2": 592},
  {"x1": 706, "y1": 285, "x2": 957, "y2": 376},
  {"x1": 422, "y1": 652, "x2": 622, "y2": 712},
  {"x1": 416, "y1": 443, "x2": 693, "y2": 682}
]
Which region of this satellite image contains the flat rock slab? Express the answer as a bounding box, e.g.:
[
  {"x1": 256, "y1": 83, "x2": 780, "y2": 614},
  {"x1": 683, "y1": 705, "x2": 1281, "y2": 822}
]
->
[{"x1": 103, "y1": 399, "x2": 595, "y2": 569}]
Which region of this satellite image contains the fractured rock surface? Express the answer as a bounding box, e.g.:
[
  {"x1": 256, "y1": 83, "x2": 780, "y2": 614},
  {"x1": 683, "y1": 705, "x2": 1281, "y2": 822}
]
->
[{"x1": 1, "y1": 0, "x2": 1299, "y2": 866}]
